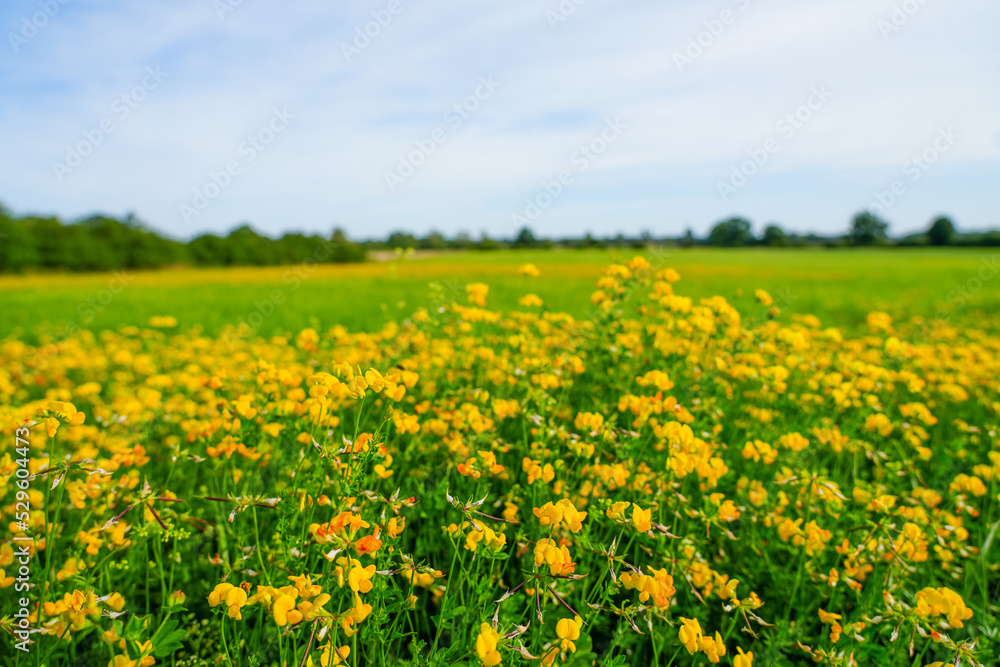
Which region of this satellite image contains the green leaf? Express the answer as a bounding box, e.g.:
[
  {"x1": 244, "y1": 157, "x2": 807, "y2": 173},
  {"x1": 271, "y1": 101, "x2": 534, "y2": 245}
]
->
[{"x1": 151, "y1": 619, "x2": 188, "y2": 657}]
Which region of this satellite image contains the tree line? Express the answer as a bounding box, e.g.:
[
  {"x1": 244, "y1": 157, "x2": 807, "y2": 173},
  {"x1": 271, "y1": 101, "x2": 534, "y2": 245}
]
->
[
  {"x1": 0, "y1": 203, "x2": 996, "y2": 273},
  {"x1": 700, "y1": 213, "x2": 998, "y2": 248},
  {"x1": 0, "y1": 205, "x2": 364, "y2": 273}
]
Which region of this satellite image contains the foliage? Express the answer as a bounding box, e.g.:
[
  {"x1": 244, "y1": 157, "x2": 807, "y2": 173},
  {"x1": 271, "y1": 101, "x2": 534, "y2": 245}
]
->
[
  {"x1": 707, "y1": 218, "x2": 755, "y2": 247},
  {"x1": 2, "y1": 201, "x2": 998, "y2": 274},
  {"x1": 850, "y1": 213, "x2": 889, "y2": 246},
  {"x1": 2, "y1": 248, "x2": 998, "y2": 344},
  {"x1": 2, "y1": 257, "x2": 998, "y2": 667},
  {"x1": 0, "y1": 209, "x2": 364, "y2": 274},
  {"x1": 762, "y1": 225, "x2": 788, "y2": 247},
  {"x1": 928, "y1": 218, "x2": 956, "y2": 247}
]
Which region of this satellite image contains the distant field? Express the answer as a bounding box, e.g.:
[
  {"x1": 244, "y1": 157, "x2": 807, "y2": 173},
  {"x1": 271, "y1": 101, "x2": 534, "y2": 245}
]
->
[
  {"x1": 5, "y1": 246, "x2": 1000, "y2": 666},
  {"x1": 0, "y1": 247, "x2": 996, "y2": 341}
]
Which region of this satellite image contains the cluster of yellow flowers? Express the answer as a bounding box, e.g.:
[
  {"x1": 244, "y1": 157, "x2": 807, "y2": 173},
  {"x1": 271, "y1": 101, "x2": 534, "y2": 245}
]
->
[
  {"x1": 678, "y1": 617, "x2": 727, "y2": 662},
  {"x1": 1, "y1": 257, "x2": 997, "y2": 666}
]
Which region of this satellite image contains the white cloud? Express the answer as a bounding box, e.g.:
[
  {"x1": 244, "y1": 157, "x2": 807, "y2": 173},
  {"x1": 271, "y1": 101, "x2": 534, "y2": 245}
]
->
[{"x1": 1, "y1": 0, "x2": 997, "y2": 239}]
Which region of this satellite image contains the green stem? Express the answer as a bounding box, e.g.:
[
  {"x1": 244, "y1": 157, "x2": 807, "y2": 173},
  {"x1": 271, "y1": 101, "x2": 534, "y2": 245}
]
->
[{"x1": 252, "y1": 505, "x2": 272, "y2": 585}]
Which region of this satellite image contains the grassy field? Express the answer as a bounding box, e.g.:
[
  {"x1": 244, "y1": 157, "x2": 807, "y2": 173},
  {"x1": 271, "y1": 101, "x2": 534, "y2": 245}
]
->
[
  {"x1": 0, "y1": 248, "x2": 996, "y2": 342},
  {"x1": 3, "y1": 248, "x2": 1000, "y2": 666}
]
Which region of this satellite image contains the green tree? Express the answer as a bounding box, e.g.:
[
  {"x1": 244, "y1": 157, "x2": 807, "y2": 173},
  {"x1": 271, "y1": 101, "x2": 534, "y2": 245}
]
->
[
  {"x1": 329, "y1": 228, "x2": 366, "y2": 262},
  {"x1": 0, "y1": 208, "x2": 39, "y2": 272},
  {"x1": 514, "y1": 226, "x2": 538, "y2": 248},
  {"x1": 762, "y1": 224, "x2": 788, "y2": 247},
  {"x1": 387, "y1": 231, "x2": 418, "y2": 250},
  {"x1": 420, "y1": 231, "x2": 448, "y2": 250},
  {"x1": 708, "y1": 217, "x2": 754, "y2": 246},
  {"x1": 476, "y1": 233, "x2": 502, "y2": 251},
  {"x1": 928, "y1": 216, "x2": 956, "y2": 246},
  {"x1": 850, "y1": 212, "x2": 889, "y2": 246},
  {"x1": 226, "y1": 225, "x2": 274, "y2": 265},
  {"x1": 188, "y1": 234, "x2": 227, "y2": 265}
]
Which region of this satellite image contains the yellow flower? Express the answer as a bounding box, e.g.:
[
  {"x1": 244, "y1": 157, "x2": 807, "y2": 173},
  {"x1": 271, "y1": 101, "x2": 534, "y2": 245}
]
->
[
  {"x1": 754, "y1": 289, "x2": 773, "y2": 306},
  {"x1": 533, "y1": 538, "x2": 575, "y2": 575},
  {"x1": 148, "y1": 315, "x2": 178, "y2": 327},
  {"x1": 631, "y1": 504, "x2": 652, "y2": 533},
  {"x1": 620, "y1": 567, "x2": 675, "y2": 608},
  {"x1": 208, "y1": 583, "x2": 248, "y2": 620},
  {"x1": 518, "y1": 293, "x2": 543, "y2": 307},
  {"x1": 467, "y1": 282, "x2": 490, "y2": 307},
  {"x1": 533, "y1": 499, "x2": 587, "y2": 533},
  {"x1": 387, "y1": 516, "x2": 406, "y2": 538},
  {"x1": 556, "y1": 615, "x2": 583, "y2": 653},
  {"x1": 678, "y1": 617, "x2": 702, "y2": 654},
  {"x1": 719, "y1": 578, "x2": 739, "y2": 601},
  {"x1": 465, "y1": 521, "x2": 507, "y2": 552},
  {"x1": 347, "y1": 562, "x2": 376, "y2": 593},
  {"x1": 697, "y1": 631, "x2": 727, "y2": 663},
  {"x1": 914, "y1": 587, "x2": 973, "y2": 628},
  {"x1": 606, "y1": 501, "x2": 630, "y2": 522},
  {"x1": 734, "y1": 647, "x2": 754, "y2": 667},
  {"x1": 314, "y1": 643, "x2": 350, "y2": 666},
  {"x1": 364, "y1": 368, "x2": 387, "y2": 392},
  {"x1": 818, "y1": 608, "x2": 841, "y2": 624},
  {"x1": 272, "y1": 594, "x2": 299, "y2": 626},
  {"x1": 475, "y1": 622, "x2": 502, "y2": 666},
  {"x1": 523, "y1": 457, "x2": 555, "y2": 485}
]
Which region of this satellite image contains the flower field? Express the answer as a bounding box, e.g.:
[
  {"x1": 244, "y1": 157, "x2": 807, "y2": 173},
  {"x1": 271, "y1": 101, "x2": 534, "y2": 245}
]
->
[{"x1": 2, "y1": 256, "x2": 999, "y2": 666}]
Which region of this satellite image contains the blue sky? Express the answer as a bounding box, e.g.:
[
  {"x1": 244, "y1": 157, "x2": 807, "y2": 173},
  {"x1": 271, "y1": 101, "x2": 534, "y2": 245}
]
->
[{"x1": 2, "y1": 0, "x2": 998, "y2": 240}]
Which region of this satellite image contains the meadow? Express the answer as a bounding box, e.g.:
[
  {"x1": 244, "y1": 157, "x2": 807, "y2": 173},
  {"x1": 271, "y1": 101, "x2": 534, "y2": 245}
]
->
[
  {"x1": 1, "y1": 248, "x2": 999, "y2": 667},
  {"x1": 1, "y1": 248, "x2": 997, "y2": 342}
]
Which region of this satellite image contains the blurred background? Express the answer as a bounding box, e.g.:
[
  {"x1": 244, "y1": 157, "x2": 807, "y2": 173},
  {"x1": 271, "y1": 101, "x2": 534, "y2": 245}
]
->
[{"x1": 2, "y1": 0, "x2": 998, "y2": 249}]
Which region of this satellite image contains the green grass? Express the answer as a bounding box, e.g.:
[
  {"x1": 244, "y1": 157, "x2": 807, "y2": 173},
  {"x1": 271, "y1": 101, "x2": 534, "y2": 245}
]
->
[{"x1": 1, "y1": 247, "x2": 996, "y2": 342}]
